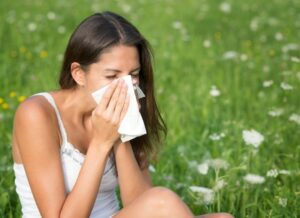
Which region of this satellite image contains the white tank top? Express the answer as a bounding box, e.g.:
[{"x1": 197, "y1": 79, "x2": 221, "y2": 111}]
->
[{"x1": 13, "y1": 92, "x2": 120, "y2": 218}]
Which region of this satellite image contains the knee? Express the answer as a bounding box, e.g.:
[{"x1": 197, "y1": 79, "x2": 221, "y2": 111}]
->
[
  {"x1": 147, "y1": 187, "x2": 178, "y2": 206},
  {"x1": 200, "y1": 213, "x2": 234, "y2": 218},
  {"x1": 217, "y1": 213, "x2": 235, "y2": 218},
  {"x1": 144, "y1": 186, "x2": 182, "y2": 209}
]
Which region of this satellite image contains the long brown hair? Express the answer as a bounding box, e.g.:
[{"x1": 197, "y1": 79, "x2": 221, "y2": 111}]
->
[{"x1": 59, "y1": 11, "x2": 167, "y2": 170}]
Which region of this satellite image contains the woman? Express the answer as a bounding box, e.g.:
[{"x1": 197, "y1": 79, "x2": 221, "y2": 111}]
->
[{"x1": 12, "y1": 11, "x2": 233, "y2": 218}]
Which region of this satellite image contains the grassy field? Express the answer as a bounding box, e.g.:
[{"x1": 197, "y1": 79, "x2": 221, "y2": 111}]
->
[{"x1": 1, "y1": 0, "x2": 299, "y2": 217}]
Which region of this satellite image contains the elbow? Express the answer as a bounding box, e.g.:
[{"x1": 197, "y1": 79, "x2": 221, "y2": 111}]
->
[
  {"x1": 122, "y1": 182, "x2": 152, "y2": 207},
  {"x1": 59, "y1": 208, "x2": 91, "y2": 218}
]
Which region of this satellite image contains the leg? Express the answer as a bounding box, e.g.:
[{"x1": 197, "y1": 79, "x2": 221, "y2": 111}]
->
[
  {"x1": 195, "y1": 213, "x2": 234, "y2": 218},
  {"x1": 113, "y1": 186, "x2": 194, "y2": 218},
  {"x1": 112, "y1": 186, "x2": 234, "y2": 218}
]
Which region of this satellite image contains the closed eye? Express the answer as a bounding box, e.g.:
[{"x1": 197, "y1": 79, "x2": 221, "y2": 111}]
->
[
  {"x1": 131, "y1": 70, "x2": 140, "y2": 77},
  {"x1": 106, "y1": 75, "x2": 116, "y2": 79}
]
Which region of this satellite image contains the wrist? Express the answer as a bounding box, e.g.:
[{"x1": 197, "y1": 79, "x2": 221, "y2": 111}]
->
[
  {"x1": 89, "y1": 139, "x2": 112, "y2": 156},
  {"x1": 114, "y1": 141, "x2": 131, "y2": 153}
]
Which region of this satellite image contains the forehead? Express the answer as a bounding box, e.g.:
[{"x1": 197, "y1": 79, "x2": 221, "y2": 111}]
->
[{"x1": 98, "y1": 45, "x2": 140, "y2": 67}]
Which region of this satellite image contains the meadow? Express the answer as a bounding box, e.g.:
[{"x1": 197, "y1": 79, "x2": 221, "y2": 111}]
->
[{"x1": 0, "y1": 0, "x2": 299, "y2": 217}]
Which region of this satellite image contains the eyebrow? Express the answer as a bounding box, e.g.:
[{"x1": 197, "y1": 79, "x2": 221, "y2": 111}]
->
[{"x1": 104, "y1": 67, "x2": 141, "y2": 73}]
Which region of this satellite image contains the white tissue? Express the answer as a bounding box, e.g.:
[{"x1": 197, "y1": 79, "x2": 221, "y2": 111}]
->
[{"x1": 91, "y1": 75, "x2": 147, "y2": 142}]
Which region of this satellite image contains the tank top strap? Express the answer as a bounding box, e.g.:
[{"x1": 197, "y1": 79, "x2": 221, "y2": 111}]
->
[{"x1": 32, "y1": 92, "x2": 68, "y2": 144}]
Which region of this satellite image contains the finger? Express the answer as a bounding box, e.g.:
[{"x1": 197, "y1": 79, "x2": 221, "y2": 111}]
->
[
  {"x1": 99, "y1": 79, "x2": 119, "y2": 111},
  {"x1": 106, "y1": 79, "x2": 124, "y2": 113},
  {"x1": 112, "y1": 84, "x2": 128, "y2": 122},
  {"x1": 119, "y1": 92, "x2": 130, "y2": 122}
]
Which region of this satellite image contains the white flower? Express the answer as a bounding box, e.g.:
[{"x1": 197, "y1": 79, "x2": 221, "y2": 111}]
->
[
  {"x1": 240, "y1": 54, "x2": 248, "y2": 61},
  {"x1": 58, "y1": 26, "x2": 66, "y2": 34},
  {"x1": 213, "y1": 179, "x2": 227, "y2": 191},
  {"x1": 242, "y1": 129, "x2": 264, "y2": 148},
  {"x1": 278, "y1": 198, "x2": 287, "y2": 207},
  {"x1": 57, "y1": 54, "x2": 63, "y2": 61},
  {"x1": 91, "y1": 3, "x2": 100, "y2": 12},
  {"x1": 210, "y1": 85, "x2": 221, "y2": 97},
  {"x1": 27, "y1": 22, "x2": 37, "y2": 32},
  {"x1": 266, "y1": 169, "x2": 278, "y2": 178},
  {"x1": 148, "y1": 164, "x2": 156, "y2": 173},
  {"x1": 189, "y1": 186, "x2": 214, "y2": 205},
  {"x1": 279, "y1": 170, "x2": 291, "y2": 175},
  {"x1": 268, "y1": 108, "x2": 284, "y2": 117},
  {"x1": 223, "y1": 51, "x2": 238, "y2": 59},
  {"x1": 275, "y1": 32, "x2": 283, "y2": 41},
  {"x1": 219, "y1": 2, "x2": 231, "y2": 13},
  {"x1": 209, "y1": 132, "x2": 226, "y2": 141},
  {"x1": 197, "y1": 163, "x2": 209, "y2": 175},
  {"x1": 244, "y1": 174, "x2": 265, "y2": 184},
  {"x1": 291, "y1": 56, "x2": 300, "y2": 63},
  {"x1": 280, "y1": 82, "x2": 293, "y2": 90},
  {"x1": 289, "y1": 113, "x2": 300, "y2": 125},
  {"x1": 207, "y1": 159, "x2": 229, "y2": 170},
  {"x1": 172, "y1": 21, "x2": 183, "y2": 29},
  {"x1": 262, "y1": 80, "x2": 273, "y2": 87},
  {"x1": 250, "y1": 18, "x2": 259, "y2": 31},
  {"x1": 203, "y1": 39, "x2": 211, "y2": 48},
  {"x1": 121, "y1": 4, "x2": 131, "y2": 13},
  {"x1": 282, "y1": 43, "x2": 299, "y2": 53},
  {"x1": 47, "y1": 11, "x2": 56, "y2": 20}
]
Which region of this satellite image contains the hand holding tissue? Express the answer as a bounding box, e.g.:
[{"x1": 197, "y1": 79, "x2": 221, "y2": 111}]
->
[{"x1": 92, "y1": 75, "x2": 147, "y2": 142}]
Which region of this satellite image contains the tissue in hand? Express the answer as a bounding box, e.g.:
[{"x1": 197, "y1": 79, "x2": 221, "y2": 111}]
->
[{"x1": 91, "y1": 75, "x2": 147, "y2": 142}]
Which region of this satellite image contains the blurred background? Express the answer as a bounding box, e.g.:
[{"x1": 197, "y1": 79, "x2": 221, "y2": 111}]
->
[{"x1": 0, "y1": 0, "x2": 299, "y2": 217}]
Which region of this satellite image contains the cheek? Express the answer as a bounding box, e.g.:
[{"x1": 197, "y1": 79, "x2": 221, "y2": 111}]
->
[{"x1": 88, "y1": 78, "x2": 111, "y2": 92}]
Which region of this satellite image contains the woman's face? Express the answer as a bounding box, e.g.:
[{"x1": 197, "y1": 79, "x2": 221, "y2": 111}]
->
[{"x1": 83, "y1": 44, "x2": 140, "y2": 94}]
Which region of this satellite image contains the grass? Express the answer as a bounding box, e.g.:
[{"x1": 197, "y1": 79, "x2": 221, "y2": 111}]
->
[{"x1": 0, "y1": 0, "x2": 299, "y2": 217}]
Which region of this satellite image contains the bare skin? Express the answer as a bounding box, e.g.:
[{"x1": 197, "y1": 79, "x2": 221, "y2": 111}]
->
[{"x1": 12, "y1": 45, "x2": 233, "y2": 218}]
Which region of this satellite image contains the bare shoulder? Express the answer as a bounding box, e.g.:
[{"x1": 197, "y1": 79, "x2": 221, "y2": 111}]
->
[
  {"x1": 13, "y1": 94, "x2": 60, "y2": 159},
  {"x1": 14, "y1": 95, "x2": 54, "y2": 122},
  {"x1": 14, "y1": 94, "x2": 60, "y2": 130}
]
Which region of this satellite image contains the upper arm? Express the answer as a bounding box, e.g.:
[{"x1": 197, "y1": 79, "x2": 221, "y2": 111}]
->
[
  {"x1": 14, "y1": 98, "x2": 66, "y2": 217},
  {"x1": 139, "y1": 152, "x2": 152, "y2": 186},
  {"x1": 142, "y1": 167, "x2": 152, "y2": 186}
]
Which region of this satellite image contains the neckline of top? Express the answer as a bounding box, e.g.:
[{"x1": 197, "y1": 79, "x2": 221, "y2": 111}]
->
[{"x1": 39, "y1": 92, "x2": 88, "y2": 157}]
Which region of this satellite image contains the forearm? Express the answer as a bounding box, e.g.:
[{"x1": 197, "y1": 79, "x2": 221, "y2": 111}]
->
[
  {"x1": 60, "y1": 142, "x2": 111, "y2": 218},
  {"x1": 114, "y1": 142, "x2": 152, "y2": 207}
]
